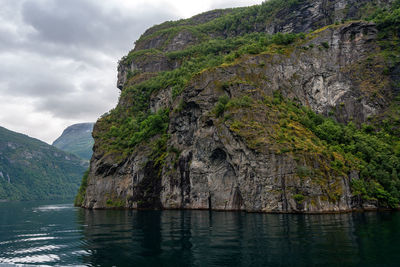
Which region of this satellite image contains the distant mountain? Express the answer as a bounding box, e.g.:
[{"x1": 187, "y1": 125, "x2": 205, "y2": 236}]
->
[
  {"x1": 53, "y1": 123, "x2": 94, "y2": 160},
  {"x1": 0, "y1": 126, "x2": 87, "y2": 201}
]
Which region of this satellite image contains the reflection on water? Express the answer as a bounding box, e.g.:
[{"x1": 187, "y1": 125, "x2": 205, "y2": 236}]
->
[
  {"x1": 77, "y1": 210, "x2": 400, "y2": 267},
  {"x1": 0, "y1": 201, "x2": 399, "y2": 266}
]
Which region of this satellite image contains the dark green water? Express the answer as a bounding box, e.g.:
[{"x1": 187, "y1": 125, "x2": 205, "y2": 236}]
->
[{"x1": 0, "y1": 201, "x2": 399, "y2": 266}]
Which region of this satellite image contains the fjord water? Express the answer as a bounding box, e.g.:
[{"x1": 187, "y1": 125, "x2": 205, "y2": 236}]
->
[{"x1": 0, "y1": 201, "x2": 399, "y2": 267}]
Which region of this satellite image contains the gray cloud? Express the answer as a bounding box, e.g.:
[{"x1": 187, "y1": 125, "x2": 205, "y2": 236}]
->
[
  {"x1": 0, "y1": 0, "x2": 262, "y2": 143},
  {"x1": 0, "y1": 0, "x2": 178, "y2": 142},
  {"x1": 209, "y1": 0, "x2": 261, "y2": 9},
  {"x1": 21, "y1": 0, "x2": 178, "y2": 55}
]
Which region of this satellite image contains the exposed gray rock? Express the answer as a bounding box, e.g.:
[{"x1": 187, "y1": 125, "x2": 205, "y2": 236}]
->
[
  {"x1": 83, "y1": 20, "x2": 392, "y2": 212},
  {"x1": 117, "y1": 0, "x2": 393, "y2": 90},
  {"x1": 117, "y1": 53, "x2": 180, "y2": 89}
]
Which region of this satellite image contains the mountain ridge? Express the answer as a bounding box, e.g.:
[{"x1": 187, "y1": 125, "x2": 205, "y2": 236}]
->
[
  {"x1": 53, "y1": 122, "x2": 94, "y2": 161},
  {"x1": 0, "y1": 125, "x2": 87, "y2": 201}
]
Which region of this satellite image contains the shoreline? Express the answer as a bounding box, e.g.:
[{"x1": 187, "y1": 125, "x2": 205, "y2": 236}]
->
[{"x1": 78, "y1": 205, "x2": 399, "y2": 214}]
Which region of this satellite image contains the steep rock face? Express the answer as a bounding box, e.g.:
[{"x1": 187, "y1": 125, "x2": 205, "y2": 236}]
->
[
  {"x1": 84, "y1": 21, "x2": 385, "y2": 212},
  {"x1": 158, "y1": 23, "x2": 376, "y2": 212},
  {"x1": 82, "y1": 0, "x2": 400, "y2": 212}
]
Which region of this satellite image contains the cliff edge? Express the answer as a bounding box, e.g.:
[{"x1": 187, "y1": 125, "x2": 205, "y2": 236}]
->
[{"x1": 77, "y1": 0, "x2": 400, "y2": 213}]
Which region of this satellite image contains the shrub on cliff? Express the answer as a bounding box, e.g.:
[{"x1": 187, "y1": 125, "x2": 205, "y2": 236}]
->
[{"x1": 74, "y1": 169, "x2": 89, "y2": 207}]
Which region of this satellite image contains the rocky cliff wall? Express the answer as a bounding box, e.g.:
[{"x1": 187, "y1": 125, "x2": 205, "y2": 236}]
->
[{"x1": 80, "y1": 0, "x2": 400, "y2": 212}]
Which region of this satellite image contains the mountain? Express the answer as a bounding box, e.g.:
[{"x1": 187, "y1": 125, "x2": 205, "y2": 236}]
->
[
  {"x1": 0, "y1": 126, "x2": 87, "y2": 201},
  {"x1": 53, "y1": 123, "x2": 94, "y2": 160},
  {"x1": 77, "y1": 0, "x2": 400, "y2": 212}
]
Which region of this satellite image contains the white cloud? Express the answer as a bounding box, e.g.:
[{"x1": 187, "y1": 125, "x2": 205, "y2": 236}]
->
[{"x1": 0, "y1": 0, "x2": 262, "y2": 144}]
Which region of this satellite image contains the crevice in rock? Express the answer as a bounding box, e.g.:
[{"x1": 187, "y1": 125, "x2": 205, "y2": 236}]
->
[
  {"x1": 232, "y1": 186, "x2": 243, "y2": 210},
  {"x1": 179, "y1": 151, "x2": 193, "y2": 208},
  {"x1": 281, "y1": 176, "x2": 288, "y2": 212},
  {"x1": 210, "y1": 148, "x2": 227, "y2": 165},
  {"x1": 205, "y1": 120, "x2": 214, "y2": 127},
  {"x1": 130, "y1": 160, "x2": 162, "y2": 209}
]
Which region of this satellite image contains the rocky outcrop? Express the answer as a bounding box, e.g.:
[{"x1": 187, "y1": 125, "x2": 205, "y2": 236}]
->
[
  {"x1": 117, "y1": 52, "x2": 179, "y2": 89},
  {"x1": 117, "y1": 0, "x2": 393, "y2": 90},
  {"x1": 81, "y1": 0, "x2": 399, "y2": 212}
]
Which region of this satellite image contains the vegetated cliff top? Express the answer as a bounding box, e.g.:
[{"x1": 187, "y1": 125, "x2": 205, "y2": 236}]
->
[
  {"x1": 125, "y1": 0, "x2": 393, "y2": 58},
  {"x1": 53, "y1": 123, "x2": 94, "y2": 161},
  {"x1": 0, "y1": 126, "x2": 87, "y2": 201},
  {"x1": 80, "y1": 0, "x2": 400, "y2": 211}
]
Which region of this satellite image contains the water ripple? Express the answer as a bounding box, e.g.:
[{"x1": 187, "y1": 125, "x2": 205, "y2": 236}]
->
[
  {"x1": 12, "y1": 245, "x2": 65, "y2": 255},
  {"x1": 1, "y1": 201, "x2": 400, "y2": 266},
  {"x1": 33, "y1": 204, "x2": 73, "y2": 212},
  {"x1": 0, "y1": 254, "x2": 60, "y2": 264}
]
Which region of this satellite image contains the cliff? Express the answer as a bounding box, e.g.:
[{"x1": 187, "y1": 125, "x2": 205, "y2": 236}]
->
[
  {"x1": 78, "y1": 0, "x2": 400, "y2": 212},
  {"x1": 53, "y1": 123, "x2": 95, "y2": 161},
  {"x1": 0, "y1": 126, "x2": 87, "y2": 201}
]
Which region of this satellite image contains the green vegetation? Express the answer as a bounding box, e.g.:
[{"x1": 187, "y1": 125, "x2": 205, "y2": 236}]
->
[
  {"x1": 133, "y1": 0, "x2": 306, "y2": 51},
  {"x1": 296, "y1": 166, "x2": 313, "y2": 179},
  {"x1": 363, "y1": 0, "x2": 400, "y2": 89},
  {"x1": 97, "y1": 31, "x2": 305, "y2": 159},
  {"x1": 368, "y1": 0, "x2": 400, "y2": 34},
  {"x1": 220, "y1": 92, "x2": 400, "y2": 207},
  {"x1": 320, "y1": 42, "x2": 330, "y2": 49},
  {"x1": 106, "y1": 197, "x2": 125, "y2": 208},
  {"x1": 95, "y1": 108, "x2": 169, "y2": 159},
  {"x1": 0, "y1": 126, "x2": 86, "y2": 201},
  {"x1": 125, "y1": 31, "x2": 303, "y2": 66},
  {"x1": 74, "y1": 169, "x2": 89, "y2": 206},
  {"x1": 301, "y1": 111, "x2": 400, "y2": 207},
  {"x1": 214, "y1": 95, "x2": 230, "y2": 117},
  {"x1": 293, "y1": 194, "x2": 305, "y2": 203}
]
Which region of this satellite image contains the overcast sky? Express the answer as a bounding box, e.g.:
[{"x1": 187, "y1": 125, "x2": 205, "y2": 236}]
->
[{"x1": 0, "y1": 0, "x2": 262, "y2": 144}]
